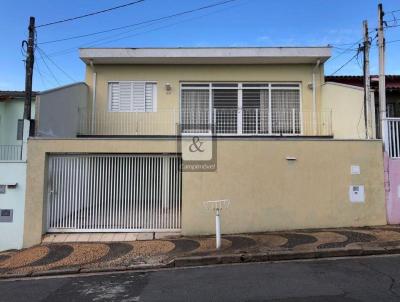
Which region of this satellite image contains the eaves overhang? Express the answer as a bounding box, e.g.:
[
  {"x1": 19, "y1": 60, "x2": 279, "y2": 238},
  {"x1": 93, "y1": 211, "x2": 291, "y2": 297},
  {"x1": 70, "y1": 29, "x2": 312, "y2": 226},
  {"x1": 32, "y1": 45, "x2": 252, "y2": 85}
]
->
[{"x1": 79, "y1": 47, "x2": 332, "y2": 65}]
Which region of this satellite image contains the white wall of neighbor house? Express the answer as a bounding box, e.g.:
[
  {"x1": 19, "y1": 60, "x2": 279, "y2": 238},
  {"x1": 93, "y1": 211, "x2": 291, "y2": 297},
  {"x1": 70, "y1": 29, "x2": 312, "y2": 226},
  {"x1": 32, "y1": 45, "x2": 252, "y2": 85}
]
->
[
  {"x1": 0, "y1": 99, "x2": 35, "y2": 145},
  {"x1": 35, "y1": 83, "x2": 88, "y2": 138},
  {"x1": 0, "y1": 162, "x2": 27, "y2": 251},
  {"x1": 321, "y1": 82, "x2": 376, "y2": 139},
  {"x1": 0, "y1": 120, "x2": 30, "y2": 251}
]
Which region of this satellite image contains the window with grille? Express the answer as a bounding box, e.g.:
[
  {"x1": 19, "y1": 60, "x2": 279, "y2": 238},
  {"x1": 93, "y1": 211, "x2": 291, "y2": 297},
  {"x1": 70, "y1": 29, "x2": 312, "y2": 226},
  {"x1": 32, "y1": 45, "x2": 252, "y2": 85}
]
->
[
  {"x1": 180, "y1": 82, "x2": 301, "y2": 135},
  {"x1": 108, "y1": 81, "x2": 157, "y2": 112}
]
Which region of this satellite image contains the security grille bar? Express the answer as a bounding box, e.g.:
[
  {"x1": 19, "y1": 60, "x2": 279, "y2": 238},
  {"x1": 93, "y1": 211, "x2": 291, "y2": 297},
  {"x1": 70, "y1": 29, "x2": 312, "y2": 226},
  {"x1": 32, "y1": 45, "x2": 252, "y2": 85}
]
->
[
  {"x1": 78, "y1": 109, "x2": 332, "y2": 136},
  {"x1": 47, "y1": 154, "x2": 182, "y2": 232},
  {"x1": 0, "y1": 145, "x2": 22, "y2": 161},
  {"x1": 387, "y1": 118, "x2": 400, "y2": 158}
]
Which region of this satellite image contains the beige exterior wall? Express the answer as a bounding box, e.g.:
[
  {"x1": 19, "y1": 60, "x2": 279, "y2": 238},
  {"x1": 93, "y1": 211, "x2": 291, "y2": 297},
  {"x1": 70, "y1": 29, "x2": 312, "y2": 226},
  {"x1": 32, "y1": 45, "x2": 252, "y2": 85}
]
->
[
  {"x1": 182, "y1": 139, "x2": 386, "y2": 235},
  {"x1": 24, "y1": 138, "x2": 386, "y2": 247},
  {"x1": 85, "y1": 64, "x2": 324, "y2": 135},
  {"x1": 321, "y1": 82, "x2": 376, "y2": 139}
]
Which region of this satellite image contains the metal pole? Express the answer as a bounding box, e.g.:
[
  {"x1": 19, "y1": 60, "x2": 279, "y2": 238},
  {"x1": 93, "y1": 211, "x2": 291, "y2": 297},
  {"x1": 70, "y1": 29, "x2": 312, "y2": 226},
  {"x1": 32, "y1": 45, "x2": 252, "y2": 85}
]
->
[
  {"x1": 23, "y1": 17, "x2": 35, "y2": 123},
  {"x1": 378, "y1": 3, "x2": 387, "y2": 149},
  {"x1": 363, "y1": 20, "x2": 371, "y2": 139},
  {"x1": 215, "y1": 208, "x2": 221, "y2": 249}
]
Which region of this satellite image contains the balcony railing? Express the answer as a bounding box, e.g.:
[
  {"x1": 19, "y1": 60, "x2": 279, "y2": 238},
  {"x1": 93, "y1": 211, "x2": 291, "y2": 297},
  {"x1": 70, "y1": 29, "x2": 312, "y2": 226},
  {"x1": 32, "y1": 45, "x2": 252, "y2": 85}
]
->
[
  {"x1": 78, "y1": 109, "x2": 332, "y2": 137},
  {"x1": 387, "y1": 118, "x2": 400, "y2": 158},
  {"x1": 0, "y1": 145, "x2": 22, "y2": 161}
]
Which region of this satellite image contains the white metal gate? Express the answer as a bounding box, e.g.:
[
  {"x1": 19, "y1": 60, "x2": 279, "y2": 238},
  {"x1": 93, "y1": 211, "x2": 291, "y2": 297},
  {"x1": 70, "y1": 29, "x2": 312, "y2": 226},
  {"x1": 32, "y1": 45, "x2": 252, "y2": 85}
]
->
[{"x1": 46, "y1": 154, "x2": 182, "y2": 232}]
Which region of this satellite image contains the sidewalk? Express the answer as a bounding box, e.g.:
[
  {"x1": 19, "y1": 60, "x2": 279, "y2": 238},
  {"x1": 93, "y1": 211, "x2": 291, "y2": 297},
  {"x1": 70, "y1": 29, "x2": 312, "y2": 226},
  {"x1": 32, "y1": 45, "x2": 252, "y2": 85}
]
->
[{"x1": 2, "y1": 225, "x2": 400, "y2": 279}]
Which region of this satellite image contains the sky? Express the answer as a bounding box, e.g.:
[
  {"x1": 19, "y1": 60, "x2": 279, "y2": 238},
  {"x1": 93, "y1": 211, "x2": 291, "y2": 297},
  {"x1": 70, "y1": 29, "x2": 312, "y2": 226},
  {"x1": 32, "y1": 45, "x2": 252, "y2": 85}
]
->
[{"x1": 0, "y1": 0, "x2": 399, "y2": 91}]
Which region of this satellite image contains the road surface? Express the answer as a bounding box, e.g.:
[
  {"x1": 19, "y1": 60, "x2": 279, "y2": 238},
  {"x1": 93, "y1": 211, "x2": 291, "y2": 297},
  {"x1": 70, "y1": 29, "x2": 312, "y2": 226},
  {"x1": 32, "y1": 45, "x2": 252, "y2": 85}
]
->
[{"x1": 2, "y1": 255, "x2": 400, "y2": 301}]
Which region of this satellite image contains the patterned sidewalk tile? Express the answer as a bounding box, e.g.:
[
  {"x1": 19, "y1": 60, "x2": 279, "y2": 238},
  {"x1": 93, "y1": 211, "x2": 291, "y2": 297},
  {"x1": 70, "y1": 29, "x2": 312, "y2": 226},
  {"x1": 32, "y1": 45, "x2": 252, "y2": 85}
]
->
[{"x1": 2, "y1": 225, "x2": 400, "y2": 276}]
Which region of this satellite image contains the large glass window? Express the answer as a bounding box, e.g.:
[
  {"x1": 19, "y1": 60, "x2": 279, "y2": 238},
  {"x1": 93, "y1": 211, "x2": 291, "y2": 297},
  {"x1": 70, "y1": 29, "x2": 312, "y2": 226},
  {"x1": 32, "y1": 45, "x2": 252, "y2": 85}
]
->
[{"x1": 180, "y1": 82, "x2": 301, "y2": 135}]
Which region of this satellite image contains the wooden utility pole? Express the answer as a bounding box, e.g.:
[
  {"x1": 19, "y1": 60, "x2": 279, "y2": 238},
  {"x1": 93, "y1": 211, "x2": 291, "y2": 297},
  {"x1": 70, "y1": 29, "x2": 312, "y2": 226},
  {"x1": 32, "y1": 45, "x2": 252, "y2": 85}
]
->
[
  {"x1": 23, "y1": 17, "x2": 35, "y2": 122},
  {"x1": 363, "y1": 20, "x2": 371, "y2": 139},
  {"x1": 378, "y1": 3, "x2": 387, "y2": 146}
]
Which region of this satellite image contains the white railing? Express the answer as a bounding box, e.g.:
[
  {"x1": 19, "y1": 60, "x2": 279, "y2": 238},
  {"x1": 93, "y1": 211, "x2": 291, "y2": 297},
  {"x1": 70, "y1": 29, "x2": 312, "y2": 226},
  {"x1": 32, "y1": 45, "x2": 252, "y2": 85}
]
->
[
  {"x1": 181, "y1": 109, "x2": 332, "y2": 136},
  {"x1": 0, "y1": 145, "x2": 22, "y2": 161},
  {"x1": 78, "y1": 109, "x2": 178, "y2": 136},
  {"x1": 78, "y1": 109, "x2": 332, "y2": 137},
  {"x1": 387, "y1": 118, "x2": 400, "y2": 158},
  {"x1": 47, "y1": 154, "x2": 182, "y2": 232}
]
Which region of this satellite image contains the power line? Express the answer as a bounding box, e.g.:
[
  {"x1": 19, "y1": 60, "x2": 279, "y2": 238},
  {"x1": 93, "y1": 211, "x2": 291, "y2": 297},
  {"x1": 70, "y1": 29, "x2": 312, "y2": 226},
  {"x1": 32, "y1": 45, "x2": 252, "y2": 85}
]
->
[
  {"x1": 81, "y1": 1, "x2": 244, "y2": 48},
  {"x1": 328, "y1": 38, "x2": 362, "y2": 62},
  {"x1": 329, "y1": 51, "x2": 360, "y2": 76},
  {"x1": 36, "y1": 0, "x2": 145, "y2": 28},
  {"x1": 38, "y1": 0, "x2": 244, "y2": 59},
  {"x1": 36, "y1": 46, "x2": 76, "y2": 82},
  {"x1": 39, "y1": 0, "x2": 238, "y2": 44},
  {"x1": 36, "y1": 47, "x2": 61, "y2": 85}
]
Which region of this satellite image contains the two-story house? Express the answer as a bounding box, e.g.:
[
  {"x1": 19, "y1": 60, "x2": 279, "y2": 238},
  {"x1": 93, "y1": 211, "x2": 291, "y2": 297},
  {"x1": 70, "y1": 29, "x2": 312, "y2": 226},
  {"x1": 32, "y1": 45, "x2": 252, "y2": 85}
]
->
[{"x1": 21, "y1": 47, "x2": 387, "y2": 248}]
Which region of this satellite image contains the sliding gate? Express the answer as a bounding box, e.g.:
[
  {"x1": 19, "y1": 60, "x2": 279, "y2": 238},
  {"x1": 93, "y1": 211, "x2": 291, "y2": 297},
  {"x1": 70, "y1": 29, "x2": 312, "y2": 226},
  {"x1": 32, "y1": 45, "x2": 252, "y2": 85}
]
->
[{"x1": 46, "y1": 154, "x2": 182, "y2": 232}]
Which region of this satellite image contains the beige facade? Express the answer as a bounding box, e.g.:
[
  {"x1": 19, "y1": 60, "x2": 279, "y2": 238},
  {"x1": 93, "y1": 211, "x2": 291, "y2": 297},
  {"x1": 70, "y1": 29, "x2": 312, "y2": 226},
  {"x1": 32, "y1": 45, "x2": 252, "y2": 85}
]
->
[
  {"x1": 24, "y1": 138, "x2": 386, "y2": 247},
  {"x1": 322, "y1": 82, "x2": 376, "y2": 139},
  {"x1": 84, "y1": 64, "x2": 326, "y2": 136},
  {"x1": 21, "y1": 48, "x2": 388, "y2": 248}
]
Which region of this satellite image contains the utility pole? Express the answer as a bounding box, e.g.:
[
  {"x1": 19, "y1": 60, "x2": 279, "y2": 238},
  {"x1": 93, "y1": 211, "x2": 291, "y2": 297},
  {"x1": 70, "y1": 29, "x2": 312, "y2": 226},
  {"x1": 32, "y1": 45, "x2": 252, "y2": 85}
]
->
[
  {"x1": 23, "y1": 17, "x2": 35, "y2": 126},
  {"x1": 378, "y1": 3, "x2": 387, "y2": 147},
  {"x1": 363, "y1": 20, "x2": 371, "y2": 139}
]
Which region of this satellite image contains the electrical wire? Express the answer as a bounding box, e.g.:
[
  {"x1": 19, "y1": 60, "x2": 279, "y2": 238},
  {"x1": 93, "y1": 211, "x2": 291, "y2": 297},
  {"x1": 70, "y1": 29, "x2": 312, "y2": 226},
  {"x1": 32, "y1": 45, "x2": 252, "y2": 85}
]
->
[
  {"x1": 36, "y1": 49, "x2": 61, "y2": 85},
  {"x1": 36, "y1": 0, "x2": 145, "y2": 28},
  {"x1": 328, "y1": 38, "x2": 363, "y2": 62},
  {"x1": 329, "y1": 51, "x2": 360, "y2": 76},
  {"x1": 37, "y1": 0, "x2": 244, "y2": 59},
  {"x1": 38, "y1": 0, "x2": 238, "y2": 44},
  {"x1": 36, "y1": 46, "x2": 77, "y2": 82}
]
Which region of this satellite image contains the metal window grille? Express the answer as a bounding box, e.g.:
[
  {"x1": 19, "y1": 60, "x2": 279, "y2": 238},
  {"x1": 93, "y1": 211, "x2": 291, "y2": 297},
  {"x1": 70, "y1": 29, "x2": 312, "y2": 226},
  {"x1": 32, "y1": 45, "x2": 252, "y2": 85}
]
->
[{"x1": 181, "y1": 89, "x2": 210, "y2": 133}]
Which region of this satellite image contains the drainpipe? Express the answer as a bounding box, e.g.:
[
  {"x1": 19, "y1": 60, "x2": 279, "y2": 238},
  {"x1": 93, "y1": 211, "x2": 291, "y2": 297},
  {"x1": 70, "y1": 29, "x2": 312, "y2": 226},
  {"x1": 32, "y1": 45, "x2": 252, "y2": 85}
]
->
[
  {"x1": 90, "y1": 60, "x2": 97, "y2": 133},
  {"x1": 312, "y1": 60, "x2": 321, "y2": 135}
]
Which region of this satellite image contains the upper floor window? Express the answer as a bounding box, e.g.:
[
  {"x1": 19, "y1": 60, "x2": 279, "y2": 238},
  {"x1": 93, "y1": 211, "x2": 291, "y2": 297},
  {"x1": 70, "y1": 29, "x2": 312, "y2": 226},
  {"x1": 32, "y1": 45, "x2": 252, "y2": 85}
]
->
[
  {"x1": 180, "y1": 82, "x2": 301, "y2": 135},
  {"x1": 108, "y1": 81, "x2": 157, "y2": 112}
]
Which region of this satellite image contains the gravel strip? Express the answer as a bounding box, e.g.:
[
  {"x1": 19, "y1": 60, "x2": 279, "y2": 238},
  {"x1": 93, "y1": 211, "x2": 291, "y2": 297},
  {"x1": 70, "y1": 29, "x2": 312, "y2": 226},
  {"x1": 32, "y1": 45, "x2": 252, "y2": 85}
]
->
[
  {"x1": 133, "y1": 240, "x2": 175, "y2": 257},
  {"x1": 318, "y1": 230, "x2": 376, "y2": 249},
  {"x1": 30, "y1": 244, "x2": 73, "y2": 267},
  {"x1": 1, "y1": 246, "x2": 49, "y2": 269},
  {"x1": 47, "y1": 243, "x2": 109, "y2": 269},
  {"x1": 97, "y1": 242, "x2": 133, "y2": 263}
]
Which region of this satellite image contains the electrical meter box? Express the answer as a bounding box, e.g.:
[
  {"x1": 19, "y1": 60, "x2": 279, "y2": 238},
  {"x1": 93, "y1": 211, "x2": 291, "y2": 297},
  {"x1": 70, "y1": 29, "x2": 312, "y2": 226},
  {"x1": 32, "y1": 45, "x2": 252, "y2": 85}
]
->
[{"x1": 349, "y1": 185, "x2": 365, "y2": 203}]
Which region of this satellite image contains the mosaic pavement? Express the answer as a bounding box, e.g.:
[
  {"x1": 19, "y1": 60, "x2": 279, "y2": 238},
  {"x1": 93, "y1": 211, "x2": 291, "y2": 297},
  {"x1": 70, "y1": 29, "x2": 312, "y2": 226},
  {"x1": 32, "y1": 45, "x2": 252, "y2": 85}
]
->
[{"x1": 1, "y1": 225, "x2": 400, "y2": 276}]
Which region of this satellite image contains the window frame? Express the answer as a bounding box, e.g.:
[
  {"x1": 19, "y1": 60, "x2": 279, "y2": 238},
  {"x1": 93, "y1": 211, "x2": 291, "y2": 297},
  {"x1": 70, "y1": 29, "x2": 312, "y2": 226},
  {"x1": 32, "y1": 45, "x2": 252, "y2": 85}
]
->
[
  {"x1": 107, "y1": 80, "x2": 158, "y2": 113},
  {"x1": 180, "y1": 81, "x2": 303, "y2": 136}
]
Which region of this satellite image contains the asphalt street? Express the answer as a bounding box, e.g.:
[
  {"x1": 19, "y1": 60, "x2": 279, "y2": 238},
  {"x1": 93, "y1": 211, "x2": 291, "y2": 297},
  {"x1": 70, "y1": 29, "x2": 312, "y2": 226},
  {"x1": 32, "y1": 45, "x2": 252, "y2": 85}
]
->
[{"x1": 2, "y1": 255, "x2": 400, "y2": 301}]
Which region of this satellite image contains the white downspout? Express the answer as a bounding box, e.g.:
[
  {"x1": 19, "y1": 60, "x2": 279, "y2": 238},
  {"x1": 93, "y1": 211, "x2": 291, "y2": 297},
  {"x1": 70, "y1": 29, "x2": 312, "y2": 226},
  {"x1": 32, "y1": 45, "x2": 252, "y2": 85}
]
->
[
  {"x1": 90, "y1": 60, "x2": 97, "y2": 133},
  {"x1": 312, "y1": 60, "x2": 321, "y2": 135}
]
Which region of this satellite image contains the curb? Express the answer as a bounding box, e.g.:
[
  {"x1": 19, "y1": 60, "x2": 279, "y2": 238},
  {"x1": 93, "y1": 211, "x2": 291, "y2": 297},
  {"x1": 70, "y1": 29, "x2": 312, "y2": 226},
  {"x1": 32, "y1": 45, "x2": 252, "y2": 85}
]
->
[{"x1": 1, "y1": 246, "x2": 400, "y2": 280}]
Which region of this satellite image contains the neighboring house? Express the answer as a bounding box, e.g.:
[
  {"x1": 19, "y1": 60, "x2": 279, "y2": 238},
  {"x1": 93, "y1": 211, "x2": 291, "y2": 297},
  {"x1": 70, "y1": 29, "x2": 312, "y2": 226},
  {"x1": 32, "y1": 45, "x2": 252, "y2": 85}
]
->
[
  {"x1": 325, "y1": 75, "x2": 400, "y2": 135},
  {"x1": 0, "y1": 91, "x2": 35, "y2": 160},
  {"x1": 22, "y1": 47, "x2": 388, "y2": 249},
  {"x1": 0, "y1": 91, "x2": 35, "y2": 251},
  {"x1": 326, "y1": 75, "x2": 400, "y2": 225}
]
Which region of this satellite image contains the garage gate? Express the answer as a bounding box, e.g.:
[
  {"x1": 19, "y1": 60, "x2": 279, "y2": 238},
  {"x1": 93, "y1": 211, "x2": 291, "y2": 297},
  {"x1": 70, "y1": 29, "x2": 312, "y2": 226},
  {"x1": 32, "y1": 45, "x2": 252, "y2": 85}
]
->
[{"x1": 46, "y1": 154, "x2": 182, "y2": 232}]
